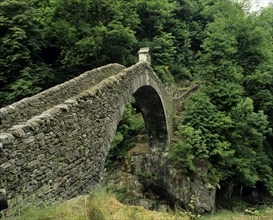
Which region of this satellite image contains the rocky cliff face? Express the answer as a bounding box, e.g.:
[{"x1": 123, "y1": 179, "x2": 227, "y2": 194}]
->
[{"x1": 101, "y1": 140, "x2": 216, "y2": 213}]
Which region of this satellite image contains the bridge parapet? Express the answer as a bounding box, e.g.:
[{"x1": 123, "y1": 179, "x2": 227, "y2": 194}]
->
[{"x1": 0, "y1": 64, "x2": 125, "y2": 133}]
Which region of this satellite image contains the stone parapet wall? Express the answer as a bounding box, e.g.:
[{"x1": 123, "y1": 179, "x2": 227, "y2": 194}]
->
[
  {"x1": 0, "y1": 64, "x2": 125, "y2": 132},
  {"x1": 0, "y1": 62, "x2": 172, "y2": 204}
]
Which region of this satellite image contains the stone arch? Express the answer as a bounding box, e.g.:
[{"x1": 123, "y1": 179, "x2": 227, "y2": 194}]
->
[
  {"x1": 0, "y1": 62, "x2": 172, "y2": 202},
  {"x1": 104, "y1": 63, "x2": 172, "y2": 158}
]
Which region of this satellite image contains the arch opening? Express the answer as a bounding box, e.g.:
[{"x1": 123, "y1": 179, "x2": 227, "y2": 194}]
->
[
  {"x1": 133, "y1": 85, "x2": 169, "y2": 150},
  {"x1": 104, "y1": 84, "x2": 169, "y2": 169},
  {"x1": 102, "y1": 84, "x2": 170, "y2": 210},
  {"x1": 105, "y1": 100, "x2": 147, "y2": 169}
]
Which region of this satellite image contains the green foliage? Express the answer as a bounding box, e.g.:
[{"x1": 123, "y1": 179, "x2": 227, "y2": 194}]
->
[
  {"x1": 1, "y1": 0, "x2": 273, "y2": 208},
  {"x1": 105, "y1": 103, "x2": 144, "y2": 168},
  {"x1": 0, "y1": 0, "x2": 55, "y2": 106},
  {"x1": 0, "y1": 0, "x2": 142, "y2": 106},
  {"x1": 195, "y1": 16, "x2": 243, "y2": 81},
  {"x1": 43, "y1": 0, "x2": 138, "y2": 77},
  {"x1": 204, "y1": 80, "x2": 244, "y2": 112},
  {"x1": 171, "y1": 86, "x2": 273, "y2": 195},
  {"x1": 135, "y1": 170, "x2": 154, "y2": 179},
  {"x1": 170, "y1": 92, "x2": 234, "y2": 183},
  {"x1": 184, "y1": 195, "x2": 202, "y2": 219},
  {"x1": 108, "y1": 187, "x2": 141, "y2": 205},
  {"x1": 154, "y1": 65, "x2": 174, "y2": 84},
  {"x1": 0, "y1": 0, "x2": 194, "y2": 105},
  {"x1": 152, "y1": 32, "x2": 177, "y2": 65},
  {"x1": 169, "y1": 0, "x2": 273, "y2": 201},
  {"x1": 134, "y1": 0, "x2": 177, "y2": 39},
  {"x1": 228, "y1": 98, "x2": 273, "y2": 192}
]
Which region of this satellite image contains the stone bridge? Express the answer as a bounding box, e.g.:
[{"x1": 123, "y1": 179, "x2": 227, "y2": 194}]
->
[{"x1": 0, "y1": 50, "x2": 174, "y2": 203}]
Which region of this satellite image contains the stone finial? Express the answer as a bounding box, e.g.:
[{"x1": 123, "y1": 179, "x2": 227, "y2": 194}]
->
[{"x1": 138, "y1": 47, "x2": 151, "y2": 64}]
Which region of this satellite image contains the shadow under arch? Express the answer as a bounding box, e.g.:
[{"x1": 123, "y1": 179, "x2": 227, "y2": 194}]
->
[{"x1": 133, "y1": 85, "x2": 169, "y2": 150}]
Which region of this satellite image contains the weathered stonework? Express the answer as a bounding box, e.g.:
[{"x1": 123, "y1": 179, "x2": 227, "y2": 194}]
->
[
  {"x1": 102, "y1": 146, "x2": 216, "y2": 213},
  {"x1": 0, "y1": 64, "x2": 125, "y2": 132},
  {"x1": 0, "y1": 59, "x2": 216, "y2": 212},
  {"x1": 0, "y1": 62, "x2": 172, "y2": 204}
]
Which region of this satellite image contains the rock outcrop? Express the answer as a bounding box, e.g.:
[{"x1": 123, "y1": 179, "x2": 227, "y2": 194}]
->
[{"x1": 101, "y1": 141, "x2": 216, "y2": 213}]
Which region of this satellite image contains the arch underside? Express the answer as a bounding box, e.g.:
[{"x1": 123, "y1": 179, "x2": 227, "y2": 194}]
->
[{"x1": 133, "y1": 85, "x2": 168, "y2": 150}]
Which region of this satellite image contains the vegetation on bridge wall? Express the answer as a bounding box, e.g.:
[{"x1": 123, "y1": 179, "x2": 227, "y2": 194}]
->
[{"x1": 1, "y1": 0, "x2": 273, "y2": 209}]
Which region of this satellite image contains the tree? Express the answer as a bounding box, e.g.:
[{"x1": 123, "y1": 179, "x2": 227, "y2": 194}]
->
[
  {"x1": 170, "y1": 92, "x2": 234, "y2": 184},
  {"x1": 204, "y1": 80, "x2": 244, "y2": 112},
  {"x1": 195, "y1": 16, "x2": 243, "y2": 81},
  {"x1": 171, "y1": 0, "x2": 273, "y2": 197},
  {"x1": 42, "y1": 0, "x2": 139, "y2": 81},
  {"x1": 227, "y1": 98, "x2": 273, "y2": 194},
  {"x1": 135, "y1": 0, "x2": 176, "y2": 40},
  {"x1": 0, "y1": 0, "x2": 54, "y2": 106}
]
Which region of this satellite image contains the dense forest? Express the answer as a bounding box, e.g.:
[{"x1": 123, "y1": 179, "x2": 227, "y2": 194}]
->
[{"x1": 1, "y1": 0, "x2": 273, "y2": 209}]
